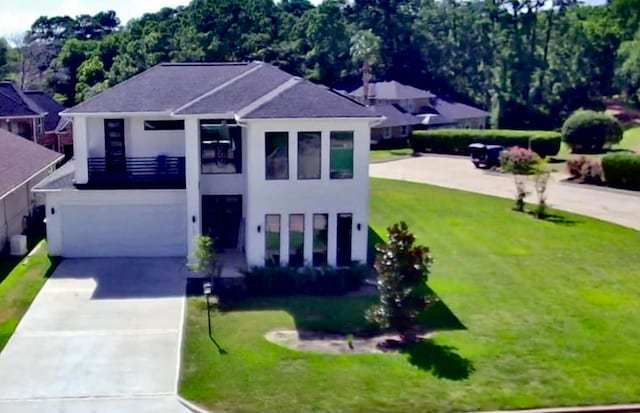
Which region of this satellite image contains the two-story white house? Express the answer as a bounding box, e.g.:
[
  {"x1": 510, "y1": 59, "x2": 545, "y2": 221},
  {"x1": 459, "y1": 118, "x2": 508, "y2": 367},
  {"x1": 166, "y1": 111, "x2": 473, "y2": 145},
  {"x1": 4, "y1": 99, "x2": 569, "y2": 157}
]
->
[{"x1": 35, "y1": 62, "x2": 380, "y2": 268}]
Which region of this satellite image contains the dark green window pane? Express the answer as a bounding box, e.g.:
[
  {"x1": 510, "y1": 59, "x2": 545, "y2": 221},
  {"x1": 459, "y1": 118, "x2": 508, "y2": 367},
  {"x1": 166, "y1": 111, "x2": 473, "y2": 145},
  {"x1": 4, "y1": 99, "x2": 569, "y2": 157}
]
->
[
  {"x1": 289, "y1": 214, "x2": 304, "y2": 267},
  {"x1": 330, "y1": 131, "x2": 353, "y2": 179},
  {"x1": 265, "y1": 132, "x2": 289, "y2": 180}
]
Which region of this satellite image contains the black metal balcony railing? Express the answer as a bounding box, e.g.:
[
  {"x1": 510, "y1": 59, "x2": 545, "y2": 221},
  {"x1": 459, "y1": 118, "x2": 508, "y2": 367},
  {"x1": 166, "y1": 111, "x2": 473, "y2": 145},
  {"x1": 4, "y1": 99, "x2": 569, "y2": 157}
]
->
[{"x1": 81, "y1": 156, "x2": 186, "y2": 189}]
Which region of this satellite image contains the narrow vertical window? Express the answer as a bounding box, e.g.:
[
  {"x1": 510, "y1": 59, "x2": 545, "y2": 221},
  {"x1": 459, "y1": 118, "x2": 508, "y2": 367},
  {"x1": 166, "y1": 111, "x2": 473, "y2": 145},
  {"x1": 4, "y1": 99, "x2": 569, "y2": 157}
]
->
[
  {"x1": 312, "y1": 214, "x2": 328, "y2": 267},
  {"x1": 265, "y1": 132, "x2": 289, "y2": 180},
  {"x1": 297, "y1": 132, "x2": 321, "y2": 179},
  {"x1": 336, "y1": 213, "x2": 353, "y2": 267},
  {"x1": 265, "y1": 214, "x2": 281, "y2": 266},
  {"x1": 330, "y1": 131, "x2": 354, "y2": 179},
  {"x1": 289, "y1": 214, "x2": 305, "y2": 267}
]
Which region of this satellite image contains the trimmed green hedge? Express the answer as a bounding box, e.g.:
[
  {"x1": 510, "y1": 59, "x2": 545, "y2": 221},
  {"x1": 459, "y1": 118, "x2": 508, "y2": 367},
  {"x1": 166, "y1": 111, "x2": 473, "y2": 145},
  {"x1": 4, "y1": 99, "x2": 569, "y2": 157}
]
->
[
  {"x1": 410, "y1": 129, "x2": 562, "y2": 158},
  {"x1": 602, "y1": 153, "x2": 640, "y2": 190}
]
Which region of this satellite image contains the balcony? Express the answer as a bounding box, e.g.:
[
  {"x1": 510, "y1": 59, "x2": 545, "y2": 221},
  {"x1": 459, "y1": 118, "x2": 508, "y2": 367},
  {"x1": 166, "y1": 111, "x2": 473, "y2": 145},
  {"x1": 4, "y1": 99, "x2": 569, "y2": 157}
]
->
[{"x1": 79, "y1": 156, "x2": 186, "y2": 189}]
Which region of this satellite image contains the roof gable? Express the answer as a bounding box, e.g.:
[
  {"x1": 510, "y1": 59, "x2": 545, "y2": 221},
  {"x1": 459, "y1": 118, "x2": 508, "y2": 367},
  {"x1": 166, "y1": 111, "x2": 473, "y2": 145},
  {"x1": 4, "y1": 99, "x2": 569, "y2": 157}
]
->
[
  {"x1": 0, "y1": 129, "x2": 63, "y2": 196},
  {"x1": 371, "y1": 104, "x2": 422, "y2": 128},
  {"x1": 243, "y1": 80, "x2": 375, "y2": 119},
  {"x1": 0, "y1": 82, "x2": 45, "y2": 118},
  {"x1": 24, "y1": 91, "x2": 66, "y2": 132},
  {"x1": 432, "y1": 98, "x2": 490, "y2": 120}
]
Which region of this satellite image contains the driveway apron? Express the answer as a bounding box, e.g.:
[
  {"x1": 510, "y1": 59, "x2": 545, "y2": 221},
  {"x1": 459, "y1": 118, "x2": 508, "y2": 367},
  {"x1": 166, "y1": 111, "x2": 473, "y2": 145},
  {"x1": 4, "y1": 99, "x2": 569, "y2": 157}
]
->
[{"x1": 0, "y1": 258, "x2": 191, "y2": 412}]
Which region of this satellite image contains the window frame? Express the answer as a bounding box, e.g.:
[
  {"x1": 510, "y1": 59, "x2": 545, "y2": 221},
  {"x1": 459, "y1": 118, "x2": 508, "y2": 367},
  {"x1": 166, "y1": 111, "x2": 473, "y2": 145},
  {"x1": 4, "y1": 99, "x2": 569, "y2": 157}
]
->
[
  {"x1": 289, "y1": 214, "x2": 305, "y2": 267},
  {"x1": 265, "y1": 131, "x2": 289, "y2": 180},
  {"x1": 297, "y1": 131, "x2": 321, "y2": 180},
  {"x1": 329, "y1": 131, "x2": 354, "y2": 180},
  {"x1": 143, "y1": 120, "x2": 185, "y2": 131},
  {"x1": 199, "y1": 120, "x2": 242, "y2": 175},
  {"x1": 265, "y1": 214, "x2": 281, "y2": 266},
  {"x1": 400, "y1": 125, "x2": 409, "y2": 137},
  {"x1": 383, "y1": 127, "x2": 392, "y2": 139},
  {"x1": 312, "y1": 213, "x2": 329, "y2": 267}
]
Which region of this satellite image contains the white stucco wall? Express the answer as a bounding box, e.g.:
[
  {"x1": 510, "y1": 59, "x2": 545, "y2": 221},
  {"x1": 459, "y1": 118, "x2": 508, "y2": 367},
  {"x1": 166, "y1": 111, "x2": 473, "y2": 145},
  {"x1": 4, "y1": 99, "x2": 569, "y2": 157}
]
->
[
  {"x1": 45, "y1": 189, "x2": 187, "y2": 257},
  {"x1": 243, "y1": 118, "x2": 371, "y2": 267}
]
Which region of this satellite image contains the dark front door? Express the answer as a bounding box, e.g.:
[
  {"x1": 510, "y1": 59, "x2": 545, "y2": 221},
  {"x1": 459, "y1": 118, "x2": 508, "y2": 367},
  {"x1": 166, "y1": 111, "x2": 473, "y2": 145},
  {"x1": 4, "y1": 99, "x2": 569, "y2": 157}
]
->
[
  {"x1": 202, "y1": 195, "x2": 243, "y2": 250},
  {"x1": 104, "y1": 119, "x2": 125, "y2": 173},
  {"x1": 336, "y1": 213, "x2": 353, "y2": 266}
]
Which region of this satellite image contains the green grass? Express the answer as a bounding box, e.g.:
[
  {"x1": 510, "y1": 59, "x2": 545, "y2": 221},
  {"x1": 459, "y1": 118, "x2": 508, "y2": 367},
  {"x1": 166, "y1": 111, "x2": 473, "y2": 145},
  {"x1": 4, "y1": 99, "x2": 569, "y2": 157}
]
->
[
  {"x1": 0, "y1": 242, "x2": 58, "y2": 351},
  {"x1": 180, "y1": 179, "x2": 640, "y2": 413},
  {"x1": 554, "y1": 126, "x2": 640, "y2": 161},
  {"x1": 370, "y1": 148, "x2": 413, "y2": 163}
]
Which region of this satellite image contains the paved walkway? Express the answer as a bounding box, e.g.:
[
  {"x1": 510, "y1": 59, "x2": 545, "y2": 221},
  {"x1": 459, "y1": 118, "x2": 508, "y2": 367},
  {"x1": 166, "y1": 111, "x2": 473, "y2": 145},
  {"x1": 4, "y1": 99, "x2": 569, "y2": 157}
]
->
[
  {"x1": 371, "y1": 155, "x2": 640, "y2": 231},
  {"x1": 0, "y1": 258, "x2": 192, "y2": 413}
]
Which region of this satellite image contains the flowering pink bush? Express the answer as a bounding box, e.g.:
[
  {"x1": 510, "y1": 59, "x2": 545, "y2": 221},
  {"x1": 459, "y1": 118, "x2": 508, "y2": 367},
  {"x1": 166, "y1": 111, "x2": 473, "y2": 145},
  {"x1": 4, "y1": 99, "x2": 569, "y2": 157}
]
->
[
  {"x1": 566, "y1": 156, "x2": 603, "y2": 184},
  {"x1": 500, "y1": 146, "x2": 541, "y2": 175}
]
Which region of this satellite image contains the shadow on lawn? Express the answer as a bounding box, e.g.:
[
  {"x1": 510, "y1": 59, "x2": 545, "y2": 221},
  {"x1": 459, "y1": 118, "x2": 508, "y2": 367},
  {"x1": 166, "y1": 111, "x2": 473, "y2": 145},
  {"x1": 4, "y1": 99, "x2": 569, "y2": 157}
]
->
[{"x1": 401, "y1": 340, "x2": 475, "y2": 380}]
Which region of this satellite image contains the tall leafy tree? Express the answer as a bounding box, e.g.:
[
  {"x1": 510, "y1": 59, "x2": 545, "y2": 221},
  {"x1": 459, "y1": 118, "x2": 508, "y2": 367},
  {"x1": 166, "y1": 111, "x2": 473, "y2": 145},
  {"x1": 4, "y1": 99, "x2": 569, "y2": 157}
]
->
[{"x1": 350, "y1": 29, "x2": 382, "y2": 104}]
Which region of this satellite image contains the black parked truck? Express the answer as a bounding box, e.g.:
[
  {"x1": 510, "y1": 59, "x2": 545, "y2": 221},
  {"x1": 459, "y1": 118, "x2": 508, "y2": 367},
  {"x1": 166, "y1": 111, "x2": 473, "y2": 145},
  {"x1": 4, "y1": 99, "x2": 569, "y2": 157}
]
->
[{"x1": 468, "y1": 143, "x2": 504, "y2": 169}]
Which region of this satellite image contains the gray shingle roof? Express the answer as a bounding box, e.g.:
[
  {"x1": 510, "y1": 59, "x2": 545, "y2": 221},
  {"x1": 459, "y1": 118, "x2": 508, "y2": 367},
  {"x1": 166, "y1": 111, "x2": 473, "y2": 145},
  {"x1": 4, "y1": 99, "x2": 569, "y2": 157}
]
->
[
  {"x1": 0, "y1": 82, "x2": 45, "y2": 118},
  {"x1": 0, "y1": 129, "x2": 63, "y2": 197},
  {"x1": 350, "y1": 81, "x2": 435, "y2": 100},
  {"x1": 66, "y1": 62, "x2": 256, "y2": 114},
  {"x1": 431, "y1": 98, "x2": 490, "y2": 121},
  {"x1": 65, "y1": 62, "x2": 377, "y2": 120},
  {"x1": 24, "y1": 91, "x2": 66, "y2": 132},
  {"x1": 33, "y1": 160, "x2": 75, "y2": 191},
  {"x1": 370, "y1": 104, "x2": 422, "y2": 128},
  {"x1": 244, "y1": 80, "x2": 374, "y2": 119},
  {"x1": 175, "y1": 63, "x2": 292, "y2": 115}
]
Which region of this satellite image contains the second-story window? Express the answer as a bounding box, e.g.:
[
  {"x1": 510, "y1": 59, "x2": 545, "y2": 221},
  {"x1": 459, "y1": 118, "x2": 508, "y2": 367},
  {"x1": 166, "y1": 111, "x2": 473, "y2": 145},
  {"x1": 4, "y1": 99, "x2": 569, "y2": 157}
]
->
[
  {"x1": 330, "y1": 131, "x2": 354, "y2": 179},
  {"x1": 144, "y1": 120, "x2": 185, "y2": 130},
  {"x1": 265, "y1": 131, "x2": 289, "y2": 180},
  {"x1": 200, "y1": 120, "x2": 242, "y2": 174},
  {"x1": 297, "y1": 131, "x2": 321, "y2": 180}
]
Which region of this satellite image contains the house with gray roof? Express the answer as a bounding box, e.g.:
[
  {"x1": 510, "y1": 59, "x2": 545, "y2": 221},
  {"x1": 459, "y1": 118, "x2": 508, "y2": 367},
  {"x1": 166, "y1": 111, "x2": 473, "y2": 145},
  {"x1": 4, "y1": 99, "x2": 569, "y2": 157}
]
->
[
  {"x1": 35, "y1": 61, "x2": 381, "y2": 268},
  {"x1": 349, "y1": 80, "x2": 490, "y2": 133},
  {"x1": 0, "y1": 129, "x2": 62, "y2": 253},
  {"x1": 0, "y1": 82, "x2": 72, "y2": 154},
  {"x1": 369, "y1": 104, "x2": 422, "y2": 144}
]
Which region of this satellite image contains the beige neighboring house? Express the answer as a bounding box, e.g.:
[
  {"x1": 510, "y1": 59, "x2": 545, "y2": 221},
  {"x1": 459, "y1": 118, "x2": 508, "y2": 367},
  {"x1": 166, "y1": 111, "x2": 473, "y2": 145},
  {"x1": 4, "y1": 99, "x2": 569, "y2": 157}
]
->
[
  {"x1": 349, "y1": 80, "x2": 490, "y2": 132},
  {"x1": 0, "y1": 129, "x2": 63, "y2": 253}
]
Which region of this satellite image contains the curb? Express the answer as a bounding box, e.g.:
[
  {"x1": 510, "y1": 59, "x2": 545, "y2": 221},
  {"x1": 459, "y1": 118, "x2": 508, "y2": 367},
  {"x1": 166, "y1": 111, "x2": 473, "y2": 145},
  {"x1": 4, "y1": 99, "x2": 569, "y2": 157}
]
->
[{"x1": 177, "y1": 395, "x2": 214, "y2": 413}]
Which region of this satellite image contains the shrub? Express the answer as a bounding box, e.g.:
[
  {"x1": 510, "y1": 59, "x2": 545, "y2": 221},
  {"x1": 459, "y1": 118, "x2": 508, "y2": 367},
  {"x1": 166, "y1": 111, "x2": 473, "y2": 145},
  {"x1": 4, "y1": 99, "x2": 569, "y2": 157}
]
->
[
  {"x1": 567, "y1": 156, "x2": 604, "y2": 184},
  {"x1": 410, "y1": 129, "x2": 561, "y2": 158},
  {"x1": 561, "y1": 110, "x2": 623, "y2": 153},
  {"x1": 366, "y1": 222, "x2": 435, "y2": 343},
  {"x1": 244, "y1": 263, "x2": 371, "y2": 296},
  {"x1": 601, "y1": 153, "x2": 640, "y2": 190},
  {"x1": 500, "y1": 147, "x2": 541, "y2": 212}
]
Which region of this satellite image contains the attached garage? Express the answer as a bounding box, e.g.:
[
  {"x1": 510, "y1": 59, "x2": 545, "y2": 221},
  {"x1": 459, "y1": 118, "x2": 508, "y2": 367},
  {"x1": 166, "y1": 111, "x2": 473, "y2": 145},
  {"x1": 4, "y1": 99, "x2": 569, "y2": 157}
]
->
[{"x1": 44, "y1": 189, "x2": 187, "y2": 257}]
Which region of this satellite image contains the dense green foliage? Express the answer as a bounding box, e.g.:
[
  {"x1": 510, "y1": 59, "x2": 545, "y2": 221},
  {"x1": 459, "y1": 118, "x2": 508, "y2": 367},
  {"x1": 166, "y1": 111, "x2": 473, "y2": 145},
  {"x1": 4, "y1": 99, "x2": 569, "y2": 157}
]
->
[
  {"x1": 561, "y1": 110, "x2": 623, "y2": 152},
  {"x1": 601, "y1": 153, "x2": 640, "y2": 190},
  {"x1": 366, "y1": 222, "x2": 435, "y2": 342},
  {"x1": 411, "y1": 129, "x2": 561, "y2": 157},
  {"x1": 0, "y1": 0, "x2": 638, "y2": 128},
  {"x1": 245, "y1": 264, "x2": 370, "y2": 296},
  {"x1": 181, "y1": 179, "x2": 640, "y2": 413}
]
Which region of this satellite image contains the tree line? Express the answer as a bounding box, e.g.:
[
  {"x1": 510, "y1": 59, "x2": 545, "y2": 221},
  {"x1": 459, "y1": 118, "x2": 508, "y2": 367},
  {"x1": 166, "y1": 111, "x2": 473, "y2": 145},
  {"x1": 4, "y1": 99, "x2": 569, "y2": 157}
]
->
[{"x1": 0, "y1": 0, "x2": 638, "y2": 129}]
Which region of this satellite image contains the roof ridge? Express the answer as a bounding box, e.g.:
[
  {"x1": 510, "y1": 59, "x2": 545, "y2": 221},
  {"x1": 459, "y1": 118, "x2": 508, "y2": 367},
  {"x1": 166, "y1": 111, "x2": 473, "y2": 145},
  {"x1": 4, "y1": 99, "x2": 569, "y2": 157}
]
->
[
  {"x1": 172, "y1": 62, "x2": 264, "y2": 114},
  {"x1": 236, "y1": 77, "x2": 301, "y2": 119}
]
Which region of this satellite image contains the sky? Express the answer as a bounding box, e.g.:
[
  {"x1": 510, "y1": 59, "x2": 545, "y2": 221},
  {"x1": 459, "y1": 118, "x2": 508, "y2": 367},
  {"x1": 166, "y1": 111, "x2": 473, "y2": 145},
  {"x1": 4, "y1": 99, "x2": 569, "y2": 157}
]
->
[{"x1": 0, "y1": 0, "x2": 193, "y2": 38}]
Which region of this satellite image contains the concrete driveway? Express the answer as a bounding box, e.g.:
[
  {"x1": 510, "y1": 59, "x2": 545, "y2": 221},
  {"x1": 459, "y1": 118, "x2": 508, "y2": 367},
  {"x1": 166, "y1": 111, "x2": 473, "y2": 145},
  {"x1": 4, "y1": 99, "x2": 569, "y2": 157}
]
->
[
  {"x1": 0, "y1": 258, "x2": 191, "y2": 412},
  {"x1": 371, "y1": 155, "x2": 640, "y2": 231}
]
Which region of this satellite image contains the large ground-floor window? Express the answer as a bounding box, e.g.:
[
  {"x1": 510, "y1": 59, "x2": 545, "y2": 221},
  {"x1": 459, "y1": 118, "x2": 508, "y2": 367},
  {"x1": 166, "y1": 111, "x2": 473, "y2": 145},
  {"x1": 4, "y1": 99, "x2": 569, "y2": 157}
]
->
[
  {"x1": 312, "y1": 214, "x2": 328, "y2": 267},
  {"x1": 289, "y1": 214, "x2": 305, "y2": 267}
]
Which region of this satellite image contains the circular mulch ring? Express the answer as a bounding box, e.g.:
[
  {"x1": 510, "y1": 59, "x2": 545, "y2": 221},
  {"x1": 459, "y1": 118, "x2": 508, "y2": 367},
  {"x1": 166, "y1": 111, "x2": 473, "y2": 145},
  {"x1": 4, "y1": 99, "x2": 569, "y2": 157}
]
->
[{"x1": 264, "y1": 329, "x2": 433, "y2": 354}]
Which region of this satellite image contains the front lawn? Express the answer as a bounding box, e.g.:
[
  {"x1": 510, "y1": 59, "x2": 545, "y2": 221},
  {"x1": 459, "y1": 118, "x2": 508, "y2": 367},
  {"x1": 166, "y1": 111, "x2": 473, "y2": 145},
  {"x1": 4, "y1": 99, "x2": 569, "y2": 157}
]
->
[
  {"x1": 370, "y1": 148, "x2": 413, "y2": 163},
  {"x1": 0, "y1": 242, "x2": 58, "y2": 351},
  {"x1": 180, "y1": 179, "x2": 640, "y2": 413}
]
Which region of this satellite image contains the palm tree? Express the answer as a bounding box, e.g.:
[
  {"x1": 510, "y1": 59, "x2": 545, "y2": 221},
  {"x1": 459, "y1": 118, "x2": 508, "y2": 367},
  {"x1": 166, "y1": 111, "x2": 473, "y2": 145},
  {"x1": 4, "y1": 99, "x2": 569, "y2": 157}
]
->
[{"x1": 350, "y1": 29, "x2": 382, "y2": 106}]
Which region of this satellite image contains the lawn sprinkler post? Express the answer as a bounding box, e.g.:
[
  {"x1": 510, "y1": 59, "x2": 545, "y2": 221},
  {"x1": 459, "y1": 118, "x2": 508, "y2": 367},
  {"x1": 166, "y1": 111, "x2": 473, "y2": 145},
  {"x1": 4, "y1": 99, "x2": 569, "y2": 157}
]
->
[{"x1": 203, "y1": 281, "x2": 212, "y2": 338}]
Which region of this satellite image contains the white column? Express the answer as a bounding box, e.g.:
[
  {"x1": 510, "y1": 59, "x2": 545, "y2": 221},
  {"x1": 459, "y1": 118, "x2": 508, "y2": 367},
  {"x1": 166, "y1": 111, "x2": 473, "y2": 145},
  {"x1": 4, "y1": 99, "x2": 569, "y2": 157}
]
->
[
  {"x1": 73, "y1": 117, "x2": 89, "y2": 184},
  {"x1": 185, "y1": 117, "x2": 201, "y2": 263}
]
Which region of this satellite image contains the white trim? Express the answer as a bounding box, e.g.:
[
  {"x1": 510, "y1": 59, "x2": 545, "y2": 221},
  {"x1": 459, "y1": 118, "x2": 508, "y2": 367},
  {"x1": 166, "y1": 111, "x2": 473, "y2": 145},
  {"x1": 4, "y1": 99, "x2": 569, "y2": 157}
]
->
[
  {"x1": 61, "y1": 111, "x2": 171, "y2": 118},
  {"x1": 1, "y1": 156, "x2": 63, "y2": 201},
  {"x1": 240, "y1": 116, "x2": 383, "y2": 123},
  {"x1": 236, "y1": 78, "x2": 301, "y2": 119},
  {"x1": 172, "y1": 63, "x2": 264, "y2": 115},
  {"x1": 0, "y1": 115, "x2": 43, "y2": 120}
]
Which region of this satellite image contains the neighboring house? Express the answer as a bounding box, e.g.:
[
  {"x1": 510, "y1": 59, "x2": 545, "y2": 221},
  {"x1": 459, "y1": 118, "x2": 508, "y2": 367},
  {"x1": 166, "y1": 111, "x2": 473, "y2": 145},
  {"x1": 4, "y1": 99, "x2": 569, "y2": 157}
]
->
[
  {"x1": 0, "y1": 129, "x2": 63, "y2": 253},
  {"x1": 26, "y1": 91, "x2": 74, "y2": 156},
  {"x1": 369, "y1": 104, "x2": 422, "y2": 144},
  {"x1": 349, "y1": 80, "x2": 490, "y2": 132},
  {"x1": 35, "y1": 62, "x2": 381, "y2": 268},
  {"x1": 0, "y1": 82, "x2": 72, "y2": 155}
]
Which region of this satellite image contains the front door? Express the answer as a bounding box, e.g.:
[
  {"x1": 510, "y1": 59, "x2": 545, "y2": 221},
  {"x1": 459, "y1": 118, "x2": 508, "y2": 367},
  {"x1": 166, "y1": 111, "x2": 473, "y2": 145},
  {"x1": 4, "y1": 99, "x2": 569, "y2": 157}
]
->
[
  {"x1": 202, "y1": 195, "x2": 243, "y2": 250},
  {"x1": 336, "y1": 213, "x2": 353, "y2": 266},
  {"x1": 104, "y1": 119, "x2": 125, "y2": 173}
]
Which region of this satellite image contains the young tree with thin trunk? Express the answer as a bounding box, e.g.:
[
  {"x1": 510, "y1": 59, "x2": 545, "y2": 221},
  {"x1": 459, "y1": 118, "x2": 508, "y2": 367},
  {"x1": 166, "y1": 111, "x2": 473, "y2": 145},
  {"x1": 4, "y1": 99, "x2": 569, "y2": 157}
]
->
[{"x1": 350, "y1": 29, "x2": 381, "y2": 106}]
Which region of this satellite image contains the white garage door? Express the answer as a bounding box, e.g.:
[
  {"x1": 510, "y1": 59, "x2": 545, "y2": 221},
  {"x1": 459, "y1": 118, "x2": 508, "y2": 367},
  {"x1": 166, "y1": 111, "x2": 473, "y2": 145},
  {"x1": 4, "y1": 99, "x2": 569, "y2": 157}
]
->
[{"x1": 60, "y1": 203, "x2": 187, "y2": 257}]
